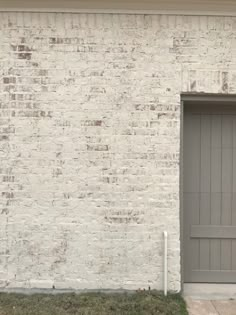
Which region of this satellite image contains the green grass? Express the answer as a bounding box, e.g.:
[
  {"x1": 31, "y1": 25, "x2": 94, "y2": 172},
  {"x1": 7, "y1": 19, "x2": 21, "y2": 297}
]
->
[{"x1": 0, "y1": 291, "x2": 188, "y2": 315}]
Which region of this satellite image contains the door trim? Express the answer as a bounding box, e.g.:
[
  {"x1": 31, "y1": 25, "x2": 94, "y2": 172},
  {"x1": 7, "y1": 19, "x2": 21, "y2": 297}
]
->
[
  {"x1": 182, "y1": 93, "x2": 236, "y2": 103},
  {"x1": 180, "y1": 93, "x2": 236, "y2": 291}
]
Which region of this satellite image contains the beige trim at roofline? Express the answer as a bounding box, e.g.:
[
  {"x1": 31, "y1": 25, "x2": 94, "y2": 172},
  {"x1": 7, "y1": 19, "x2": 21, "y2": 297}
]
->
[
  {"x1": 1, "y1": 8, "x2": 236, "y2": 16},
  {"x1": 2, "y1": 0, "x2": 236, "y2": 15}
]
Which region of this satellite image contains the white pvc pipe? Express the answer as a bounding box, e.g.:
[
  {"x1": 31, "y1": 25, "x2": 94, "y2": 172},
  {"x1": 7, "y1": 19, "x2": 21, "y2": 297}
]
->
[{"x1": 163, "y1": 231, "x2": 168, "y2": 296}]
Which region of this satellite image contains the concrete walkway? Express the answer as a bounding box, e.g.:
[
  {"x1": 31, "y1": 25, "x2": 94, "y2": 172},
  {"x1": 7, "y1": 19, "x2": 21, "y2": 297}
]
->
[{"x1": 186, "y1": 297, "x2": 236, "y2": 315}]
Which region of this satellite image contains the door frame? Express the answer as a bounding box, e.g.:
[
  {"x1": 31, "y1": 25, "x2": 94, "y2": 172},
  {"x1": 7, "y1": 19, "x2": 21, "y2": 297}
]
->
[{"x1": 180, "y1": 93, "x2": 236, "y2": 291}]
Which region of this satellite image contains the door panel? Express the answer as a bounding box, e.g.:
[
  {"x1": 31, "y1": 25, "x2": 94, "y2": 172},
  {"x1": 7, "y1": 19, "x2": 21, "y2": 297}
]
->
[{"x1": 184, "y1": 108, "x2": 236, "y2": 283}]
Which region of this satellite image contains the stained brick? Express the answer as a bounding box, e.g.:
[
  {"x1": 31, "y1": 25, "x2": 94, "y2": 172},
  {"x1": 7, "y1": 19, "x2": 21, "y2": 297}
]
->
[{"x1": 0, "y1": 11, "x2": 234, "y2": 293}]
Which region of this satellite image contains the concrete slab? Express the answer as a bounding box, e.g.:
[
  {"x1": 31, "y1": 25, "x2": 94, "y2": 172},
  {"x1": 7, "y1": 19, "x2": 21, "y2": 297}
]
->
[
  {"x1": 184, "y1": 283, "x2": 236, "y2": 300},
  {"x1": 213, "y1": 300, "x2": 236, "y2": 315},
  {"x1": 185, "y1": 297, "x2": 218, "y2": 315}
]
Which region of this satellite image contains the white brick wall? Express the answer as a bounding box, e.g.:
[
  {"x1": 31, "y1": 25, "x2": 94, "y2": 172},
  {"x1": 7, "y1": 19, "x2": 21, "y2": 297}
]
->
[{"x1": 0, "y1": 12, "x2": 235, "y2": 292}]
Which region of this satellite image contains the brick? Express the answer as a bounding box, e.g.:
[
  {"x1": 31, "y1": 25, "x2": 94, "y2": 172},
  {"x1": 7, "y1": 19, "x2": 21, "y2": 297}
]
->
[{"x1": 0, "y1": 11, "x2": 235, "y2": 293}]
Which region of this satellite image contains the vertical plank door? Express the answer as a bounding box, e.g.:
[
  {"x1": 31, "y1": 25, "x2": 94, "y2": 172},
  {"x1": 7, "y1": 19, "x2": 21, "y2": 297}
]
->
[{"x1": 184, "y1": 105, "x2": 236, "y2": 283}]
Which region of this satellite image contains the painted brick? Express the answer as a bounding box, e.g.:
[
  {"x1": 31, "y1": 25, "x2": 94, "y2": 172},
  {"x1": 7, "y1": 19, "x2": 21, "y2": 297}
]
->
[{"x1": 0, "y1": 12, "x2": 235, "y2": 292}]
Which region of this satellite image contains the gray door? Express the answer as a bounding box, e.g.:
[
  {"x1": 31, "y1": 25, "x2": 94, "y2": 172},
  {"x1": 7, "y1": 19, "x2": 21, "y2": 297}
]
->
[{"x1": 184, "y1": 104, "x2": 236, "y2": 283}]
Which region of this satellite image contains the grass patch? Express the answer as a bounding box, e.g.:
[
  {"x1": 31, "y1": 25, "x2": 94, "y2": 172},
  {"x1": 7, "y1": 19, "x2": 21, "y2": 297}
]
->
[{"x1": 0, "y1": 291, "x2": 188, "y2": 315}]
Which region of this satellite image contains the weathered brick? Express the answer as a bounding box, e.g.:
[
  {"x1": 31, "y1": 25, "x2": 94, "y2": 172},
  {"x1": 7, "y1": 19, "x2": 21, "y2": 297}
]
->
[{"x1": 0, "y1": 11, "x2": 235, "y2": 293}]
